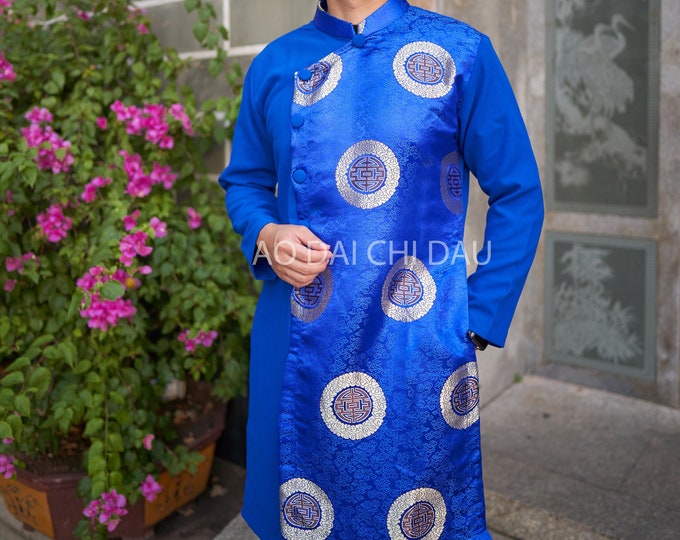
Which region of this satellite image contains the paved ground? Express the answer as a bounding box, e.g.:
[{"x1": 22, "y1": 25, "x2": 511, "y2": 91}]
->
[
  {"x1": 481, "y1": 375, "x2": 680, "y2": 540},
  {"x1": 3, "y1": 374, "x2": 680, "y2": 539},
  {"x1": 216, "y1": 375, "x2": 680, "y2": 540}
]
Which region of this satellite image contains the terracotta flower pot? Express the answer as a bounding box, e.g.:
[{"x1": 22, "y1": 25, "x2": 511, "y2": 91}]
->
[{"x1": 0, "y1": 397, "x2": 226, "y2": 539}]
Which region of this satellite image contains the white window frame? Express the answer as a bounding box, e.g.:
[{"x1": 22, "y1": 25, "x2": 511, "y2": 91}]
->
[{"x1": 136, "y1": 0, "x2": 268, "y2": 60}]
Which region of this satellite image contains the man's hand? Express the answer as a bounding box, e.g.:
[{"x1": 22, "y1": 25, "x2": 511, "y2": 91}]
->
[{"x1": 256, "y1": 223, "x2": 332, "y2": 288}]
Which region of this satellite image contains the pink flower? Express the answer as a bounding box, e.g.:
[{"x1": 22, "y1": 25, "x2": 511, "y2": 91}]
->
[
  {"x1": 123, "y1": 209, "x2": 140, "y2": 231},
  {"x1": 36, "y1": 204, "x2": 73, "y2": 243},
  {"x1": 159, "y1": 135, "x2": 174, "y2": 149},
  {"x1": 150, "y1": 163, "x2": 176, "y2": 190},
  {"x1": 80, "y1": 294, "x2": 136, "y2": 331},
  {"x1": 3, "y1": 279, "x2": 16, "y2": 292},
  {"x1": 111, "y1": 101, "x2": 185, "y2": 150},
  {"x1": 5, "y1": 256, "x2": 21, "y2": 273},
  {"x1": 178, "y1": 329, "x2": 218, "y2": 352},
  {"x1": 25, "y1": 106, "x2": 53, "y2": 124},
  {"x1": 96, "y1": 117, "x2": 107, "y2": 130},
  {"x1": 111, "y1": 100, "x2": 130, "y2": 122},
  {"x1": 2, "y1": 438, "x2": 13, "y2": 445},
  {"x1": 138, "y1": 265, "x2": 152, "y2": 275},
  {"x1": 112, "y1": 269, "x2": 140, "y2": 289},
  {"x1": 0, "y1": 1, "x2": 13, "y2": 17},
  {"x1": 0, "y1": 454, "x2": 15, "y2": 479},
  {"x1": 84, "y1": 490, "x2": 128, "y2": 532},
  {"x1": 120, "y1": 151, "x2": 153, "y2": 198},
  {"x1": 83, "y1": 500, "x2": 99, "y2": 519},
  {"x1": 137, "y1": 23, "x2": 149, "y2": 35},
  {"x1": 5, "y1": 253, "x2": 37, "y2": 274},
  {"x1": 75, "y1": 8, "x2": 91, "y2": 21},
  {"x1": 177, "y1": 329, "x2": 196, "y2": 352},
  {"x1": 21, "y1": 117, "x2": 74, "y2": 174},
  {"x1": 142, "y1": 434, "x2": 154, "y2": 451},
  {"x1": 140, "y1": 475, "x2": 163, "y2": 502},
  {"x1": 0, "y1": 51, "x2": 16, "y2": 83},
  {"x1": 199, "y1": 330, "x2": 218, "y2": 347},
  {"x1": 81, "y1": 176, "x2": 111, "y2": 203},
  {"x1": 169, "y1": 103, "x2": 194, "y2": 136},
  {"x1": 187, "y1": 207, "x2": 201, "y2": 229},
  {"x1": 149, "y1": 217, "x2": 167, "y2": 238},
  {"x1": 119, "y1": 230, "x2": 152, "y2": 267},
  {"x1": 143, "y1": 103, "x2": 170, "y2": 146},
  {"x1": 76, "y1": 266, "x2": 106, "y2": 291}
]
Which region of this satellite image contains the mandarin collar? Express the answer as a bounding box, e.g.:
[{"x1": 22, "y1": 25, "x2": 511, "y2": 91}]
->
[{"x1": 314, "y1": 0, "x2": 409, "y2": 39}]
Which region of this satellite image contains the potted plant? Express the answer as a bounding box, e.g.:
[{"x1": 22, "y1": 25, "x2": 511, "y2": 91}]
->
[{"x1": 0, "y1": 0, "x2": 254, "y2": 538}]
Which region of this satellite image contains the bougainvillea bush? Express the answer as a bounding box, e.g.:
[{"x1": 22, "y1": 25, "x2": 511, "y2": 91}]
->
[{"x1": 0, "y1": 0, "x2": 253, "y2": 536}]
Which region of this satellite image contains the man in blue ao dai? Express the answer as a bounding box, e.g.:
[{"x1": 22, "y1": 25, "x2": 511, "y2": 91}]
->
[{"x1": 219, "y1": 0, "x2": 544, "y2": 538}]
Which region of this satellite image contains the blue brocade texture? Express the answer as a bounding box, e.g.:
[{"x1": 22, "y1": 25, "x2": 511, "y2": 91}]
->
[{"x1": 219, "y1": 1, "x2": 543, "y2": 539}]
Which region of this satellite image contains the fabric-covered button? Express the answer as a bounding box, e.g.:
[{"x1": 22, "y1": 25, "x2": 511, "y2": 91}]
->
[
  {"x1": 291, "y1": 114, "x2": 304, "y2": 128},
  {"x1": 352, "y1": 34, "x2": 366, "y2": 48},
  {"x1": 298, "y1": 68, "x2": 312, "y2": 81},
  {"x1": 292, "y1": 169, "x2": 307, "y2": 184}
]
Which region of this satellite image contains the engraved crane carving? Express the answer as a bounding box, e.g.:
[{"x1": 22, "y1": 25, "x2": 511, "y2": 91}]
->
[
  {"x1": 556, "y1": 13, "x2": 635, "y2": 130},
  {"x1": 553, "y1": 4, "x2": 645, "y2": 191}
]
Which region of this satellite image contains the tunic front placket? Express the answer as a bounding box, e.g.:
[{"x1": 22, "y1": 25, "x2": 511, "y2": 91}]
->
[{"x1": 278, "y1": 2, "x2": 490, "y2": 538}]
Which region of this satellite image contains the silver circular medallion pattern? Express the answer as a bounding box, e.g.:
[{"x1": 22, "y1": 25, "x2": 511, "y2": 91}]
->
[
  {"x1": 320, "y1": 372, "x2": 386, "y2": 440},
  {"x1": 336, "y1": 140, "x2": 400, "y2": 209},
  {"x1": 381, "y1": 256, "x2": 436, "y2": 322},
  {"x1": 439, "y1": 151, "x2": 464, "y2": 215},
  {"x1": 440, "y1": 361, "x2": 480, "y2": 430},
  {"x1": 280, "y1": 478, "x2": 334, "y2": 539},
  {"x1": 387, "y1": 488, "x2": 447, "y2": 540},
  {"x1": 294, "y1": 53, "x2": 343, "y2": 106},
  {"x1": 291, "y1": 267, "x2": 333, "y2": 323},
  {"x1": 393, "y1": 41, "x2": 456, "y2": 99}
]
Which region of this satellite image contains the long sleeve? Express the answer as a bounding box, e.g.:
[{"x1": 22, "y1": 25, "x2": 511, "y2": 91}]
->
[
  {"x1": 218, "y1": 57, "x2": 280, "y2": 281},
  {"x1": 458, "y1": 35, "x2": 544, "y2": 348}
]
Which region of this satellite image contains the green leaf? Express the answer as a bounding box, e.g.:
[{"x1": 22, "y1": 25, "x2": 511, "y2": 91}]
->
[
  {"x1": 14, "y1": 395, "x2": 30, "y2": 417},
  {"x1": 88, "y1": 455, "x2": 106, "y2": 476},
  {"x1": 83, "y1": 418, "x2": 104, "y2": 437},
  {"x1": 43, "y1": 345, "x2": 60, "y2": 360},
  {"x1": 5, "y1": 357, "x2": 30, "y2": 373},
  {"x1": 24, "y1": 167, "x2": 37, "y2": 188},
  {"x1": 44, "y1": 81, "x2": 59, "y2": 95},
  {"x1": 6, "y1": 414, "x2": 22, "y2": 439},
  {"x1": 205, "y1": 32, "x2": 219, "y2": 49},
  {"x1": 101, "y1": 280, "x2": 124, "y2": 301},
  {"x1": 51, "y1": 69, "x2": 65, "y2": 91},
  {"x1": 30, "y1": 334, "x2": 55, "y2": 349},
  {"x1": 1, "y1": 372, "x2": 24, "y2": 388},
  {"x1": 89, "y1": 440, "x2": 104, "y2": 458},
  {"x1": 208, "y1": 57, "x2": 222, "y2": 78},
  {"x1": 184, "y1": 0, "x2": 199, "y2": 12},
  {"x1": 27, "y1": 367, "x2": 51, "y2": 395},
  {"x1": 0, "y1": 143, "x2": 8, "y2": 155},
  {"x1": 0, "y1": 422, "x2": 12, "y2": 439},
  {"x1": 108, "y1": 432, "x2": 124, "y2": 453},
  {"x1": 74, "y1": 361, "x2": 91, "y2": 375},
  {"x1": 67, "y1": 291, "x2": 83, "y2": 319},
  {"x1": 193, "y1": 21, "x2": 209, "y2": 43},
  {"x1": 0, "y1": 319, "x2": 9, "y2": 340},
  {"x1": 49, "y1": 293, "x2": 68, "y2": 315},
  {"x1": 132, "y1": 62, "x2": 145, "y2": 78}
]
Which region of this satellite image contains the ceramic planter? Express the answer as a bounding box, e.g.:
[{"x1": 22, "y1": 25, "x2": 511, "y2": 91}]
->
[{"x1": 0, "y1": 399, "x2": 226, "y2": 539}]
